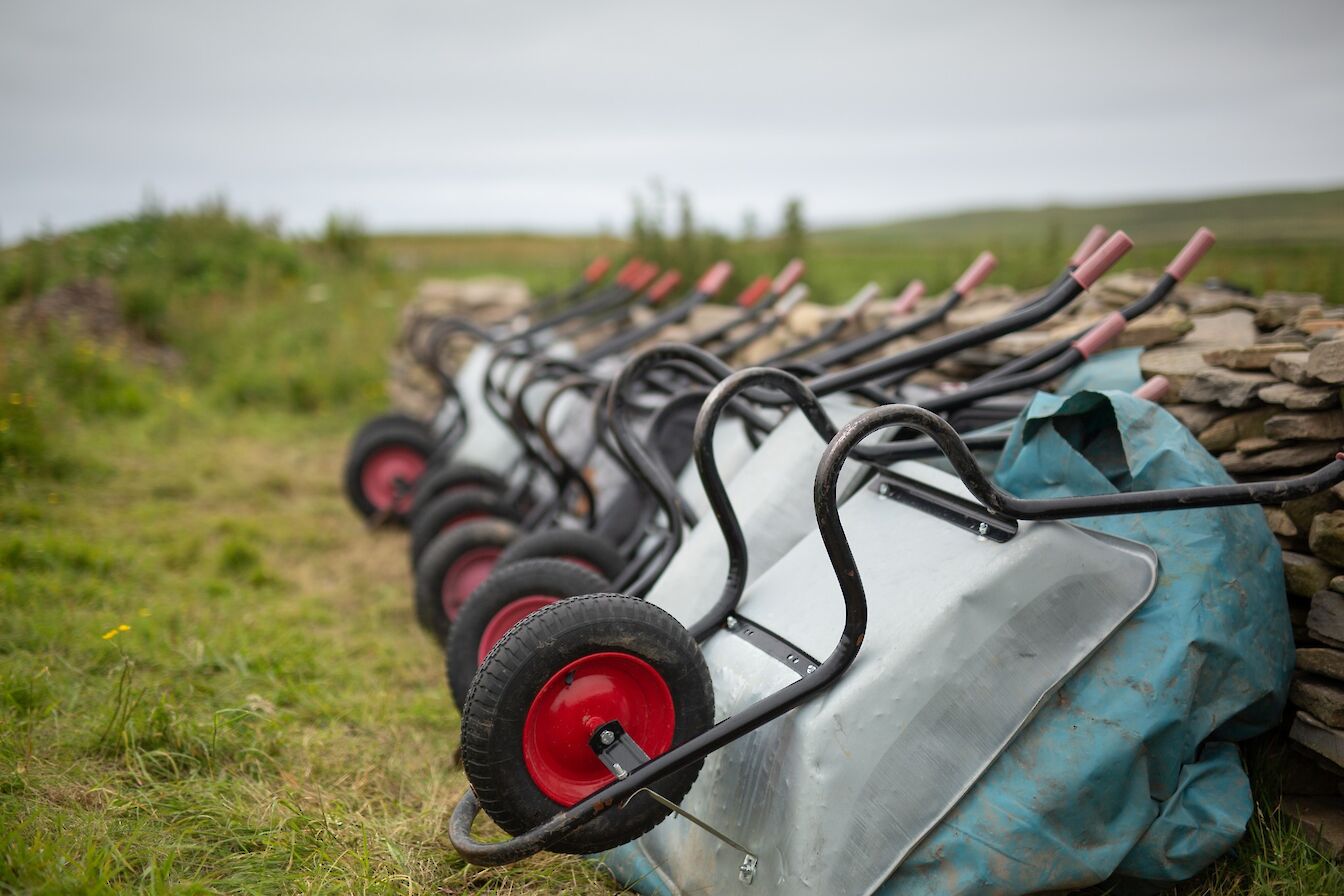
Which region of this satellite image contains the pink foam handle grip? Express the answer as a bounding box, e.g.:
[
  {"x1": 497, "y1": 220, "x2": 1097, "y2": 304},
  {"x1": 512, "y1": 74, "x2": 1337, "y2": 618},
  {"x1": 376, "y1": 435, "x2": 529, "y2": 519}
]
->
[
  {"x1": 1165, "y1": 227, "x2": 1216, "y2": 281},
  {"x1": 1133, "y1": 376, "x2": 1170, "y2": 402},
  {"x1": 615, "y1": 258, "x2": 642, "y2": 286},
  {"x1": 697, "y1": 260, "x2": 733, "y2": 295},
  {"x1": 1069, "y1": 226, "x2": 1109, "y2": 266},
  {"x1": 583, "y1": 256, "x2": 612, "y2": 284},
  {"x1": 1073, "y1": 311, "x2": 1127, "y2": 358},
  {"x1": 629, "y1": 263, "x2": 660, "y2": 293},
  {"x1": 737, "y1": 275, "x2": 772, "y2": 308},
  {"x1": 890, "y1": 279, "x2": 926, "y2": 316},
  {"x1": 647, "y1": 270, "x2": 682, "y2": 303},
  {"x1": 772, "y1": 258, "x2": 806, "y2": 294},
  {"x1": 1071, "y1": 231, "x2": 1134, "y2": 289},
  {"x1": 953, "y1": 251, "x2": 998, "y2": 295}
]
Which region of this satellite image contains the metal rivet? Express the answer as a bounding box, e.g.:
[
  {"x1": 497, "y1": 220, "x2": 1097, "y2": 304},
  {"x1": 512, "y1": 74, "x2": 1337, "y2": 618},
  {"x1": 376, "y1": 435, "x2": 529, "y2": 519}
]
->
[{"x1": 599, "y1": 729, "x2": 615, "y2": 746}]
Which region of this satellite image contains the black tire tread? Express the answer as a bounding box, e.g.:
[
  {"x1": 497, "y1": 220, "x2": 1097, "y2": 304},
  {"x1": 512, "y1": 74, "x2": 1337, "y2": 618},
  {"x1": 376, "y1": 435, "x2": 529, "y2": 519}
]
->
[
  {"x1": 460, "y1": 593, "x2": 714, "y2": 854},
  {"x1": 343, "y1": 419, "x2": 434, "y2": 523},
  {"x1": 409, "y1": 487, "x2": 521, "y2": 567},
  {"x1": 445, "y1": 558, "x2": 611, "y2": 710},
  {"x1": 414, "y1": 518, "x2": 521, "y2": 643},
  {"x1": 408, "y1": 463, "x2": 509, "y2": 516},
  {"x1": 496, "y1": 529, "x2": 625, "y2": 582}
]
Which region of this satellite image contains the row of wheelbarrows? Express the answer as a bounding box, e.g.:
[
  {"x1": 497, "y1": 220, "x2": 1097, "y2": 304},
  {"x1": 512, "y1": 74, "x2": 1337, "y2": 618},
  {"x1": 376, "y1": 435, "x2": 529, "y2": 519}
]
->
[{"x1": 341, "y1": 229, "x2": 1337, "y2": 895}]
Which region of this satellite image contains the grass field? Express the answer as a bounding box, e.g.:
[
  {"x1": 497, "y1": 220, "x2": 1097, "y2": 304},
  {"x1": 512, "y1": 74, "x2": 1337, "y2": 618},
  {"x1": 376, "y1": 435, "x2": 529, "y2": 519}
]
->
[{"x1": 3, "y1": 194, "x2": 1344, "y2": 893}]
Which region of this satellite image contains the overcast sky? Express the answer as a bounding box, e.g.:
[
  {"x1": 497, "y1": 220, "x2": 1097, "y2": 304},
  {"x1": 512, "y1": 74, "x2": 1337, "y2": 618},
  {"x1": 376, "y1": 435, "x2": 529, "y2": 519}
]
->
[{"x1": 2, "y1": 0, "x2": 1342, "y2": 238}]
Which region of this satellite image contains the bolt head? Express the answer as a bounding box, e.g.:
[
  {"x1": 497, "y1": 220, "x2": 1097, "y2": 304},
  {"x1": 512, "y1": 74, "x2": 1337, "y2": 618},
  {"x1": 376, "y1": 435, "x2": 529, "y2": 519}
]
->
[{"x1": 599, "y1": 729, "x2": 615, "y2": 745}]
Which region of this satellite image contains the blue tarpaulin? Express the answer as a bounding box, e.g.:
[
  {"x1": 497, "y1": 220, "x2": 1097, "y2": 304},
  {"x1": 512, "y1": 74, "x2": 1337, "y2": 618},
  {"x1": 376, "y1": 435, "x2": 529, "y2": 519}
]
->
[{"x1": 883, "y1": 389, "x2": 1293, "y2": 893}]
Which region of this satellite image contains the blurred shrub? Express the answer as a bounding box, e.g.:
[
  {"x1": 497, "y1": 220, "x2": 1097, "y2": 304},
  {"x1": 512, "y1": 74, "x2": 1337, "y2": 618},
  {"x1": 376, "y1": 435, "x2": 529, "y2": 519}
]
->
[{"x1": 321, "y1": 212, "x2": 370, "y2": 265}]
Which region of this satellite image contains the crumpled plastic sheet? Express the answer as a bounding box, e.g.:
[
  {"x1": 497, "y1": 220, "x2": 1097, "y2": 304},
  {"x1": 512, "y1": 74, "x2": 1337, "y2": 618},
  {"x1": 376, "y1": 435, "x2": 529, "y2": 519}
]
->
[{"x1": 883, "y1": 389, "x2": 1292, "y2": 893}]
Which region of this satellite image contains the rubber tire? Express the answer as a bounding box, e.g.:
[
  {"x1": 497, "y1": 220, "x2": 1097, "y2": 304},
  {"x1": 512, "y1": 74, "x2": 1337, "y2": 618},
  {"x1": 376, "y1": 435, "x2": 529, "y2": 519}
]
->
[
  {"x1": 445, "y1": 558, "x2": 613, "y2": 710},
  {"x1": 409, "y1": 487, "x2": 522, "y2": 568},
  {"x1": 343, "y1": 418, "x2": 434, "y2": 525},
  {"x1": 415, "y1": 518, "x2": 521, "y2": 643},
  {"x1": 461, "y1": 594, "x2": 714, "y2": 855},
  {"x1": 408, "y1": 463, "x2": 509, "y2": 517},
  {"x1": 496, "y1": 529, "x2": 625, "y2": 582},
  {"x1": 351, "y1": 412, "x2": 431, "y2": 452}
]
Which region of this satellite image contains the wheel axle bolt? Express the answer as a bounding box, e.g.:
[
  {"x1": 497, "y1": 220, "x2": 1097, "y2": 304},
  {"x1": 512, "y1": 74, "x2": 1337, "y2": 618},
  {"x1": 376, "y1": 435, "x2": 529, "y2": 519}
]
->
[{"x1": 599, "y1": 729, "x2": 615, "y2": 746}]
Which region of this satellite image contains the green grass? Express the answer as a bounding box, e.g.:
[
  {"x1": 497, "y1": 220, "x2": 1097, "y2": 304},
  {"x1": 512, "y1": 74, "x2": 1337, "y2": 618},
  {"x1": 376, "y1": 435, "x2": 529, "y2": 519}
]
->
[{"x1": 3, "y1": 199, "x2": 1343, "y2": 893}]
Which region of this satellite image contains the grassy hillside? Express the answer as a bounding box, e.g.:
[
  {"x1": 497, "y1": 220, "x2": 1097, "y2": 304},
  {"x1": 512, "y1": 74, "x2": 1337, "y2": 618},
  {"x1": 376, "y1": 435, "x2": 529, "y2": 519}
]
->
[
  {"x1": 372, "y1": 188, "x2": 1344, "y2": 303},
  {"x1": 818, "y1": 187, "x2": 1344, "y2": 247}
]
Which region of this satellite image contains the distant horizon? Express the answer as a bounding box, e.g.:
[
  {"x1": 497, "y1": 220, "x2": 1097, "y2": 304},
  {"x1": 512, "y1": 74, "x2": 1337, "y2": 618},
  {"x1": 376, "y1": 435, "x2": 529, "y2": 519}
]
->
[{"x1": 8, "y1": 180, "x2": 1343, "y2": 245}]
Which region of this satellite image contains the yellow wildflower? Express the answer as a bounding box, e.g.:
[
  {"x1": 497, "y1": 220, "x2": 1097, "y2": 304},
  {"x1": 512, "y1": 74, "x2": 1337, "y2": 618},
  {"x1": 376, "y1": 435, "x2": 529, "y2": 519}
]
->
[
  {"x1": 117, "y1": 624, "x2": 130, "y2": 632},
  {"x1": 101, "y1": 629, "x2": 119, "y2": 640}
]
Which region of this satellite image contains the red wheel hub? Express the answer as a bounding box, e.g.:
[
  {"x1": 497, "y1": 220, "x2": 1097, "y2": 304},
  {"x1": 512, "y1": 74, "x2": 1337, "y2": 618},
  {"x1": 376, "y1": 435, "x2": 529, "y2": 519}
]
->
[
  {"x1": 522, "y1": 652, "x2": 675, "y2": 806},
  {"x1": 361, "y1": 446, "x2": 426, "y2": 513},
  {"x1": 441, "y1": 547, "x2": 501, "y2": 621},
  {"x1": 478, "y1": 595, "x2": 558, "y2": 664}
]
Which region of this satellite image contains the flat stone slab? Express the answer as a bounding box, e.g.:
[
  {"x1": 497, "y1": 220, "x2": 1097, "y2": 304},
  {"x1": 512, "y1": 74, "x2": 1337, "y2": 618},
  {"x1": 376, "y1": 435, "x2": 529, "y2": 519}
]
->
[
  {"x1": 1281, "y1": 794, "x2": 1344, "y2": 859},
  {"x1": 1180, "y1": 367, "x2": 1277, "y2": 407},
  {"x1": 1308, "y1": 340, "x2": 1344, "y2": 384},
  {"x1": 1309, "y1": 589, "x2": 1344, "y2": 648},
  {"x1": 1197, "y1": 407, "x2": 1277, "y2": 452},
  {"x1": 1166, "y1": 403, "x2": 1232, "y2": 432},
  {"x1": 1259, "y1": 382, "x2": 1340, "y2": 410},
  {"x1": 1299, "y1": 647, "x2": 1344, "y2": 682},
  {"x1": 1266, "y1": 506, "x2": 1299, "y2": 537},
  {"x1": 1187, "y1": 308, "x2": 1258, "y2": 345},
  {"x1": 1272, "y1": 351, "x2": 1316, "y2": 385},
  {"x1": 1204, "y1": 342, "x2": 1304, "y2": 370},
  {"x1": 1266, "y1": 411, "x2": 1344, "y2": 441},
  {"x1": 1291, "y1": 676, "x2": 1344, "y2": 728},
  {"x1": 1290, "y1": 711, "x2": 1344, "y2": 770},
  {"x1": 1219, "y1": 441, "x2": 1339, "y2": 475},
  {"x1": 1284, "y1": 553, "x2": 1338, "y2": 598},
  {"x1": 1311, "y1": 512, "x2": 1344, "y2": 566}
]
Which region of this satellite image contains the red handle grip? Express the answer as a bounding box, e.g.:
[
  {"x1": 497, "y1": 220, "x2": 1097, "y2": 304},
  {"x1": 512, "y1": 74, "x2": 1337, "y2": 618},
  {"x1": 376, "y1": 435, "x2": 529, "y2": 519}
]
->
[
  {"x1": 1071, "y1": 231, "x2": 1134, "y2": 289},
  {"x1": 890, "y1": 279, "x2": 927, "y2": 316},
  {"x1": 1069, "y1": 226, "x2": 1109, "y2": 267},
  {"x1": 697, "y1": 261, "x2": 734, "y2": 296},
  {"x1": 771, "y1": 258, "x2": 806, "y2": 295},
  {"x1": 1164, "y1": 227, "x2": 1216, "y2": 282},
  {"x1": 1133, "y1": 376, "x2": 1170, "y2": 402},
  {"x1": 615, "y1": 258, "x2": 643, "y2": 287},
  {"x1": 583, "y1": 256, "x2": 612, "y2": 284},
  {"x1": 1073, "y1": 311, "x2": 1127, "y2": 358},
  {"x1": 953, "y1": 251, "x2": 998, "y2": 295},
  {"x1": 737, "y1": 275, "x2": 772, "y2": 308},
  {"x1": 647, "y1": 270, "x2": 682, "y2": 304},
  {"x1": 629, "y1": 262, "x2": 660, "y2": 293}
]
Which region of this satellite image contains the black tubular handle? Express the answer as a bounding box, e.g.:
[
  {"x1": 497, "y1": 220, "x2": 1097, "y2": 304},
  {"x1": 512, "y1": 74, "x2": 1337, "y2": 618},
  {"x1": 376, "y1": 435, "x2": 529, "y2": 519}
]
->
[
  {"x1": 685, "y1": 366, "x2": 841, "y2": 639},
  {"x1": 824, "y1": 403, "x2": 1344, "y2": 521},
  {"x1": 604, "y1": 344, "x2": 738, "y2": 595},
  {"x1": 810, "y1": 231, "x2": 1132, "y2": 398},
  {"x1": 803, "y1": 251, "x2": 994, "y2": 369}
]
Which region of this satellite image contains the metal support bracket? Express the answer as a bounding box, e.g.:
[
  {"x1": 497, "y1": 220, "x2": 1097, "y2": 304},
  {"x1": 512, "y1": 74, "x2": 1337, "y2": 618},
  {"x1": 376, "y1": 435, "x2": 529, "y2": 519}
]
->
[{"x1": 593, "y1": 722, "x2": 760, "y2": 886}]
